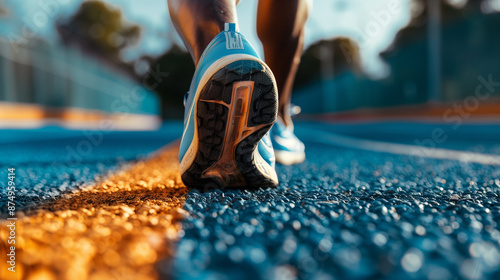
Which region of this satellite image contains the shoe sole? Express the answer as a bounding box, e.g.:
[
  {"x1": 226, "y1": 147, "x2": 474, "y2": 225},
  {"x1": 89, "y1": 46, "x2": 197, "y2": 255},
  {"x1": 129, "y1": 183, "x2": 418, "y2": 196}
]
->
[
  {"x1": 274, "y1": 150, "x2": 306, "y2": 166},
  {"x1": 181, "y1": 60, "x2": 279, "y2": 190}
]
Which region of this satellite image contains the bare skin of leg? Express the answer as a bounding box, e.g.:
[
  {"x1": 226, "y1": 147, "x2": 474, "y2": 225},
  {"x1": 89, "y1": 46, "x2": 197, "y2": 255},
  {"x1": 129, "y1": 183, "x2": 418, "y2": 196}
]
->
[
  {"x1": 257, "y1": 0, "x2": 309, "y2": 127},
  {"x1": 167, "y1": 0, "x2": 239, "y2": 65}
]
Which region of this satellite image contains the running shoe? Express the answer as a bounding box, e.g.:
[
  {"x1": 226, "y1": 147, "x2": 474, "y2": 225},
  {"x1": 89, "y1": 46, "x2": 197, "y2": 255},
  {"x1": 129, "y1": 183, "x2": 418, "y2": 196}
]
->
[
  {"x1": 271, "y1": 119, "x2": 306, "y2": 165},
  {"x1": 179, "y1": 23, "x2": 279, "y2": 189}
]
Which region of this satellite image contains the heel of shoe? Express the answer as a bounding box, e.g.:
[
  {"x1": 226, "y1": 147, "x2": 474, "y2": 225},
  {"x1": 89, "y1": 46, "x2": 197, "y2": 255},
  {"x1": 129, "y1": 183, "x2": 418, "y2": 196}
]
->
[
  {"x1": 181, "y1": 60, "x2": 278, "y2": 189},
  {"x1": 201, "y1": 81, "x2": 255, "y2": 186}
]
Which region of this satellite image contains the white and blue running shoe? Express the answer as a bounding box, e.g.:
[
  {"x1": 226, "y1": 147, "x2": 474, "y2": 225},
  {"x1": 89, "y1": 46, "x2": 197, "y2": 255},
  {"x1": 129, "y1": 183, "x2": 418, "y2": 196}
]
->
[
  {"x1": 179, "y1": 23, "x2": 279, "y2": 189},
  {"x1": 271, "y1": 119, "x2": 306, "y2": 165}
]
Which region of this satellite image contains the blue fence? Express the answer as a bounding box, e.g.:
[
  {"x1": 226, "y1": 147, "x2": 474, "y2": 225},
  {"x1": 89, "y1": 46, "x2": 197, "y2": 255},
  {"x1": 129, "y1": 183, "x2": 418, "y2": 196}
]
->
[{"x1": 0, "y1": 38, "x2": 159, "y2": 116}]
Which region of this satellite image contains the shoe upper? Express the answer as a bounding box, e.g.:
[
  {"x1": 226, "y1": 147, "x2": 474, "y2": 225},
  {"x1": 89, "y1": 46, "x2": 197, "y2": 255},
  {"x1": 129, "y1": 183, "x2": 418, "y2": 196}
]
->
[
  {"x1": 182, "y1": 23, "x2": 260, "y2": 121},
  {"x1": 259, "y1": 132, "x2": 276, "y2": 169},
  {"x1": 179, "y1": 23, "x2": 276, "y2": 170},
  {"x1": 271, "y1": 119, "x2": 305, "y2": 154}
]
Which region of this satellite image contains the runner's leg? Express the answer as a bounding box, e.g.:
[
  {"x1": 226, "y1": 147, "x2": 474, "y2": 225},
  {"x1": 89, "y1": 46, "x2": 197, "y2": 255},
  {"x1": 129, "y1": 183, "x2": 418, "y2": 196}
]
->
[
  {"x1": 167, "y1": 0, "x2": 239, "y2": 65},
  {"x1": 257, "y1": 0, "x2": 309, "y2": 127}
]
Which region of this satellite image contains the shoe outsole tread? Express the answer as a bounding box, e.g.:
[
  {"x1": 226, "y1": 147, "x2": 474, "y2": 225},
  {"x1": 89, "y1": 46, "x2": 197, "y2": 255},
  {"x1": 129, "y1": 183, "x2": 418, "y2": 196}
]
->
[{"x1": 181, "y1": 60, "x2": 278, "y2": 190}]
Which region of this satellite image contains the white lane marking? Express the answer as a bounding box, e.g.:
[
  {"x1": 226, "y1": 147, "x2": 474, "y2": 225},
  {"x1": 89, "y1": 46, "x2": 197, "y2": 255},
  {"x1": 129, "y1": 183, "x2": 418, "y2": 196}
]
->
[{"x1": 297, "y1": 127, "x2": 500, "y2": 166}]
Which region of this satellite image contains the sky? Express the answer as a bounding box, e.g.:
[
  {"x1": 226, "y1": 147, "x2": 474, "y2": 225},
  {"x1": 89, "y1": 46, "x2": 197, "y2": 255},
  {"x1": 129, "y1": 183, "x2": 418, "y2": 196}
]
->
[{"x1": 0, "y1": 0, "x2": 413, "y2": 78}]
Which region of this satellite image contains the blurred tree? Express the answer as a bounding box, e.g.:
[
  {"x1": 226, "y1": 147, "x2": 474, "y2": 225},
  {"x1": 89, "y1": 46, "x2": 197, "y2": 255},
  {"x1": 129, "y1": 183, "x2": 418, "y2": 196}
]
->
[
  {"x1": 143, "y1": 45, "x2": 194, "y2": 119},
  {"x1": 57, "y1": 0, "x2": 140, "y2": 75},
  {"x1": 392, "y1": 1, "x2": 500, "y2": 105},
  {"x1": 409, "y1": 0, "x2": 482, "y2": 26},
  {"x1": 384, "y1": 0, "x2": 499, "y2": 102},
  {"x1": 57, "y1": 0, "x2": 196, "y2": 119},
  {"x1": 293, "y1": 0, "x2": 500, "y2": 113},
  {"x1": 294, "y1": 37, "x2": 362, "y2": 89},
  {"x1": 397, "y1": 0, "x2": 474, "y2": 45}
]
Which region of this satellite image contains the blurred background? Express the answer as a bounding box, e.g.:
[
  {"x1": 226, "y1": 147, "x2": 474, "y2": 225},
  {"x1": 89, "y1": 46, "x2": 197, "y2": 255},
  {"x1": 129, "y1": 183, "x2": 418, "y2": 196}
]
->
[
  {"x1": 1, "y1": 0, "x2": 500, "y2": 129},
  {"x1": 3, "y1": 2, "x2": 500, "y2": 279}
]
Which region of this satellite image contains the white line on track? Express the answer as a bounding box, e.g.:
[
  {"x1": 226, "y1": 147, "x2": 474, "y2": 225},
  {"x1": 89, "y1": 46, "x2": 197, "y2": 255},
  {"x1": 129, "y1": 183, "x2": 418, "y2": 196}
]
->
[{"x1": 298, "y1": 127, "x2": 500, "y2": 166}]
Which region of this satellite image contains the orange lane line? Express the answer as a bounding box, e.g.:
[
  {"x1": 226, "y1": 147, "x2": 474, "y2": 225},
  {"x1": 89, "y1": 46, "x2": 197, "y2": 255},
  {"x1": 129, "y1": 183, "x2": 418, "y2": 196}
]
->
[{"x1": 0, "y1": 143, "x2": 187, "y2": 280}]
